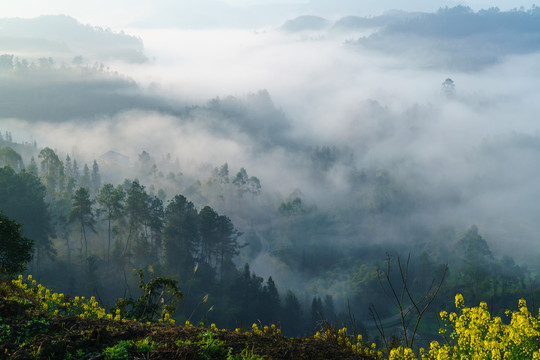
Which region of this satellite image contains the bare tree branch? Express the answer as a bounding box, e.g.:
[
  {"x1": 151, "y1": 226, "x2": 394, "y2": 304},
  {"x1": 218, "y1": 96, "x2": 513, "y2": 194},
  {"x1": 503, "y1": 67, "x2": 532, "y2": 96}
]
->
[{"x1": 374, "y1": 252, "x2": 448, "y2": 349}]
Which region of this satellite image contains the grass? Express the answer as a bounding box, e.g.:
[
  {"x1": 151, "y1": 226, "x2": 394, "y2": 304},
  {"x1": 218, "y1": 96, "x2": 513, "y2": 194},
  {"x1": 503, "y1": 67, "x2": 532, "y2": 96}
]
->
[{"x1": 0, "y1": 276, "x2": 375, "y2": 360}]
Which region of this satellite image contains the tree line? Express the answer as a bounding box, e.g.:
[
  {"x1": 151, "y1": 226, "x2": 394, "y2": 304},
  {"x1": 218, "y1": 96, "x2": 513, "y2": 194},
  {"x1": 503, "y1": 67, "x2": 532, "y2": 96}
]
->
[
  {"x1": 0, "y1": 145, "x2": 328, "y2": 336},
  {"x1": 2, "y1": 142, "x2": 539, "y2": 341}
]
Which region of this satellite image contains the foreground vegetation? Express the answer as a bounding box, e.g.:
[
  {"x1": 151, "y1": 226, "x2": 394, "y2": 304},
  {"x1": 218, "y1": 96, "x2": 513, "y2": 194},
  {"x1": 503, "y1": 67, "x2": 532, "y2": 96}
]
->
[
  {"x1": 2, "y1": 275, "x2": 540, "y2": 359},
  {"x1": 0, "y1": 275, "x2": 378, "y2": 359},
  {"x1": 391, "y1": 294, "x2": 540, "y2": 360}
]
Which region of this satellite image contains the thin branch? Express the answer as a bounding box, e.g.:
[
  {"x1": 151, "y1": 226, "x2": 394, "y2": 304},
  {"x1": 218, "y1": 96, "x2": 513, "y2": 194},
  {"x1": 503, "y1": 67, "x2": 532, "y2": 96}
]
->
[
  {"x1": 369, "y1": 303, "x2": 388, "y2": 349},
  {"x1": 372, "y1": 252, "x2": 449, "y2": 349},
  {"x1": 347, "y1": 299, "x2": 357, "y2": 339},
  {"x1": 409, "y1": 265, "x2": 448, "y2": 347}
]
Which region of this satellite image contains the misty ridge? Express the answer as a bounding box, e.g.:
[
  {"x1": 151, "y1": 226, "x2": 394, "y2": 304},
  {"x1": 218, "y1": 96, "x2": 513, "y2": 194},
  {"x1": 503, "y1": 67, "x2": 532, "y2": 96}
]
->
[
  {"x1": 3, "y1": 5, "x2": 540, "y2": 340},
  {"x1": 286, "y1": 6, "x2": 540, "y2": 70},
  {"x1": 0, "y1": 15, "x2": 147, "y2": 63}
]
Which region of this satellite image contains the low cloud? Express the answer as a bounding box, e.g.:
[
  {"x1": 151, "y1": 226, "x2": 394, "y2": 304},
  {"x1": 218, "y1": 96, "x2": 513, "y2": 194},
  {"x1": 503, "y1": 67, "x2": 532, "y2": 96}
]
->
[{"x1": 5, "y1": 7, "x2": 540, "y2": 271}]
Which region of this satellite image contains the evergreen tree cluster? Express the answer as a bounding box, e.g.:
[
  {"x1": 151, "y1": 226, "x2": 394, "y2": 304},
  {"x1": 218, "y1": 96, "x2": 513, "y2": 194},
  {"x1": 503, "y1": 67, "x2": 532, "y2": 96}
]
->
[
  {"x1": 0, "y1": 145, "x2": 319, "y2": 336},
  {"x1": 1, "y1": 142, "x2": 539, "y2": 340}
]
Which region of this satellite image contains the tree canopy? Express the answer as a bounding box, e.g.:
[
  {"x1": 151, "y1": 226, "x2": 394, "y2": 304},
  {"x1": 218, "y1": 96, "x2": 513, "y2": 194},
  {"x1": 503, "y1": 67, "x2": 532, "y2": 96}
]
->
[
  {"x1": 0, "y1": 166, "x2": 53, "y2": 261},
  {"x1": 0, "y1": 212, "x2": 33, "y2": 275}
]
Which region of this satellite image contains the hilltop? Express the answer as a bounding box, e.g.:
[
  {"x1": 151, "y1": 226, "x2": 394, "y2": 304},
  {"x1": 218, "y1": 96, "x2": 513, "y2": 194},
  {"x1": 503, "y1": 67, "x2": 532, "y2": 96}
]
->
[{"x1": 0, "y1": 277, "x2": 376, "y2": 360}]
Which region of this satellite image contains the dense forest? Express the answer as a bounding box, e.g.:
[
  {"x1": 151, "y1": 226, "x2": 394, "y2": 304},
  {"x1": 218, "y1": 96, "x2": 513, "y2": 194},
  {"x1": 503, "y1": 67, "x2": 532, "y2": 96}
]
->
[{"x1": 1, "y1": 133, "x2": 539, "y2": 344}]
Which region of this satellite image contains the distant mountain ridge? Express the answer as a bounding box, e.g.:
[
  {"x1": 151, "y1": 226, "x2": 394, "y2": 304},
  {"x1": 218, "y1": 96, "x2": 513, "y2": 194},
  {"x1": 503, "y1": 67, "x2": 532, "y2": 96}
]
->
[
  {"x1": 0, "y1": 15, "x2": 147, "y2": 63},
  {"x1": 284, "y1": 6, "x2": 540, "y2": 36},
  {"x1": 281, "y1": 16, "x2": 329, "y2": 32},
  {"x1": 282, "y1": 6, "x2": 540, "y2": 70},
  {"x1": 354, "y1": 6, "x2": 540, "y2": 70}
]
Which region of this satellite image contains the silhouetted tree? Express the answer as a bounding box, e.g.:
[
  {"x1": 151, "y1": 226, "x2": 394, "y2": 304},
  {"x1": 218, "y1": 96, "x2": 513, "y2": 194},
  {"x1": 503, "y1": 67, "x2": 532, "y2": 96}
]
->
[
  {"x1": 442, "y1": 78, "x2": 456, "y2": 98},
  {"x1": 69, "y1": 187, "x2": 96, "y2": 258},
  {"x1": 0, "y1": 167, "x2": 53, "y2": 272},
  {"x1": 281, "y1": 291, "x2": 304, "y2": 336},
  {"x1": 232, "y1": 167, "x2": 261, "y2": 198},
  {"x1": 455, "y1": 225, "x2": 493, "y2": 294},
  {"x1": 0, "y1": 212, "x2": 33, "y2": 276},
  {"x1": 232, "y1": 168, "x2": 249, "y2": 197},
  {"x1": 311, "y1": 296, "x2": 324, "y2": 329},
  {"x1": 215, "y1": 215, "x2": 241, "y2": 278},
  {"x1": 64, "y1": 155, "x2": 76, "y2": 194},
  {"x1": 124, "y1": 180, "x2": 149, "y2": 257},
  {"x1": 91, "y1": 160, "x2": 101, "y2": 193},
  {"x1": 199, "y1": 206, "x2": 219, "y2": 265},
  {"x1": 72, "y1": 159, "x2": 80, "y2": 183},
  {"x1": 80, "y1": 164, "x2": 91, "y2": 189},
  {"x1": 96, "y1": 184, "x2": 125, "y2": 262},
  {"x1": 261, "y1": 276, "x2": 280, "y2": 323},
  {"x1": 163, "y1": 195, "x2": 199, "y2": 279},
  {"x1": 146, "y1": 196, "x2": 164, "y2": 261}
]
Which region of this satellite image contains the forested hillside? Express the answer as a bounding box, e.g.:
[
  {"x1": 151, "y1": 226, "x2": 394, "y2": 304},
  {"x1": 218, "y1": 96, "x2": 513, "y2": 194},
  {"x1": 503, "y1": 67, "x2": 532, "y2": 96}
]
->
[
  {"x1": 3, "y1": 6, "x2": 540, "y2": 355},
  {"x1": 1, "y1": 134, "x2": 539, "y2": 342}
]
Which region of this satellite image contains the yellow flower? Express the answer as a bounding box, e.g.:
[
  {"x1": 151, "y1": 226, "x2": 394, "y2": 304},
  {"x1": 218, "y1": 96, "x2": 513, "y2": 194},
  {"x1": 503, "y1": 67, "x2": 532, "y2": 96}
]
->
[{"x1": 455, "y1": 294, "x2": 465, "y2": 309}]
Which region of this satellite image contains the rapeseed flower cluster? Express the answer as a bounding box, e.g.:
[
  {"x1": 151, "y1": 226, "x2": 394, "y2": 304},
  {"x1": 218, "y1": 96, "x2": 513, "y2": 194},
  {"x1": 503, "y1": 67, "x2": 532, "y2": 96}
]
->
[
  {"x1": 240, "y1": 323, "x2": 282, "y2": 336},
  {"x1": 251, "y1": 323, "x2": 264, "y2": 336},
  {"x1": 389, "y1": 294, "x2": 540, "y2": 360},
  {"x1": 158, "y1": 309, "x2": 175, "y2": 325},
  {"x1": 12, "y1": 274, "x2": 119, "y2": 320},
  {"x1": 313, "y1": 327, "x2": 382, "y2": 358}
]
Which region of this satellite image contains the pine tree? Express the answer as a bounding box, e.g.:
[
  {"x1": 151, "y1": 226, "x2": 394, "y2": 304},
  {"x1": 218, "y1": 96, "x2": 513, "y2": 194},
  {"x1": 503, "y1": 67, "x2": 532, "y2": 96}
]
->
[
  {"x1": 146, "y1": 196, "x2": 164, "y2": 261},
  {"x1": 64, "y1": 155, "x2": 76, "y2": 195},
  {"x1": 91, "y1": 160, "x2": 101, "y2": 193},
  {"x1": 123, "y1": 180, "x2": 151, "y2": 260},
  {"x1": 311, "y1": 296, "x2": 324, "y2": 328},
  {"x1": 261, "y1": 276, "x2": 280, "y2": 323},
  {"x1": 232, "y1": 168, "x2": 249, "y2": 197},
  {"x1": 80, "y1": 164, "x2": 91, "y2": 189},
  {"x1": 72, "y1": 159, "x2": 80, "y2": 183},
  {"x1": 69, "y1": 187, "x2": 96, "y2": 258},
  {"x1": 215, "y1": 215, "x2": 241, "y2": 277},
  {"x1": 163, "y1": 195, "x2": 199, "y2": 279},
  {"x1": 198, "y1": 206, "x2": 219, "y2": 265},
  {"x1": 282, "y1": 291, "x2": 304, "y2": 336},
  {"x1": 96, "y1": 184, "x2": 125, "y2": 262}
]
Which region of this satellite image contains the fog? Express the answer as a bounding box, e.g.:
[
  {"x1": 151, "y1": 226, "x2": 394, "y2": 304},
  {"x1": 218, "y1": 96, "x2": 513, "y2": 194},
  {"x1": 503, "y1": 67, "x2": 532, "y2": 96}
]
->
[{"x1": 3, "y1": 5, "x2": 540, "y2": 312}]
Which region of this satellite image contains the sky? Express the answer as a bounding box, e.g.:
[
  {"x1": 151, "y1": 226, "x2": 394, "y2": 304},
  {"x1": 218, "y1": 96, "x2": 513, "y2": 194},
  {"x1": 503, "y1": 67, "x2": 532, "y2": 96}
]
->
[{"x1": 1, "y1": 0, "x2": 537, "y2": 29}]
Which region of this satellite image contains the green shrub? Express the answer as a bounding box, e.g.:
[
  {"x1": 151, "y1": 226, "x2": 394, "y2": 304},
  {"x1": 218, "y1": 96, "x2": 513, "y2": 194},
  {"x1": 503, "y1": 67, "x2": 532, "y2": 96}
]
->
[{"x1": 103, "y1": 340, "x2": 132, "y2": 360}]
